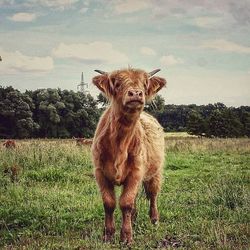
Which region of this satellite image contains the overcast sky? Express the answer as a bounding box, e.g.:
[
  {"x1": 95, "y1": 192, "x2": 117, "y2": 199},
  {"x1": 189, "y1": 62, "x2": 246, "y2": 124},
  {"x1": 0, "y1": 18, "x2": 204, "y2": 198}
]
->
[{"x1": 0, "y1": 0, "x2": 250, "y2": 106}]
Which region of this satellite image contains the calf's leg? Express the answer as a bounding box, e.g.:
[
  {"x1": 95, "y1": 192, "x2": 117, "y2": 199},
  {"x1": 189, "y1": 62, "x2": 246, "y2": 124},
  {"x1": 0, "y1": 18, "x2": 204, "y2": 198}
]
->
[
  {"x1": 144, "y1": 173, "x2": 162, "y2": 224},
  {"x1": 95, "y1": 169, "x2": 116, "y2": 242},
  {"x1": 119, "y1": 172, "x2": 141, "y2": 244},
  {"x1": 131, "y1": 197, "x2": 137, "y2": 223}
]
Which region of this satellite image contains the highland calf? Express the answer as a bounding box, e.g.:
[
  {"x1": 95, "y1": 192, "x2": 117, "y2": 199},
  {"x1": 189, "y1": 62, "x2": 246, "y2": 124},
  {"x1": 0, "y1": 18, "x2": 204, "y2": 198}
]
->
[{"x1": 91, "y1": 68, "x2": 166, "y2": 244}]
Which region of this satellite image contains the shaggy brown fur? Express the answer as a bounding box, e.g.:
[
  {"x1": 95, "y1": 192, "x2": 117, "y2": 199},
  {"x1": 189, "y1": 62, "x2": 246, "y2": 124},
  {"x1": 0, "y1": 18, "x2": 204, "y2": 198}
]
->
[{"x1": 91, "y1": 68, "x2": 166, "y2": 244}]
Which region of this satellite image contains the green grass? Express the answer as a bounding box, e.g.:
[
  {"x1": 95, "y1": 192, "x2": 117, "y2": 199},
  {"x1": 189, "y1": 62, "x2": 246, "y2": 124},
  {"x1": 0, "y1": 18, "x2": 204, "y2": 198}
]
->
[{"x1": 0, "y1": 138, "x2": 249, "y2": 249}]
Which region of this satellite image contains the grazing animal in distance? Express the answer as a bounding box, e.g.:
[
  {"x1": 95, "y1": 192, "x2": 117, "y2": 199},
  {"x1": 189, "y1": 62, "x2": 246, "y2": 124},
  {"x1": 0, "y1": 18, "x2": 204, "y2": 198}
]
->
[
  {"x1": 75, "y1": 137, "x2": 93, "y2": 146},
  {"x1": 3, "y1": 164, "x2": 20, "y2": 182},
  {"x1": 91, "y1": 68, "x2": 166, "y2": 244},
  {"x1": 3, "y1": 140, "x2": 16, "y2": 149}
]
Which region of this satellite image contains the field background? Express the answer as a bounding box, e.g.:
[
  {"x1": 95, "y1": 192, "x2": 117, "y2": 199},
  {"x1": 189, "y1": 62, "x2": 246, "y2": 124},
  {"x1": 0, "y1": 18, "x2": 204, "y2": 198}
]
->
[{"x1": 0, "y1": 135, "x2": 249, "y2": 249}]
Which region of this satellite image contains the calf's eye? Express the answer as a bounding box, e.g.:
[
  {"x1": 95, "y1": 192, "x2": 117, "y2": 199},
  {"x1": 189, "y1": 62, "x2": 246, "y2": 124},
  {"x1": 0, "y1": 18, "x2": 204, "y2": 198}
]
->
[{"x1": 115, "y1": 82, "x2": 122, "y2": 89}]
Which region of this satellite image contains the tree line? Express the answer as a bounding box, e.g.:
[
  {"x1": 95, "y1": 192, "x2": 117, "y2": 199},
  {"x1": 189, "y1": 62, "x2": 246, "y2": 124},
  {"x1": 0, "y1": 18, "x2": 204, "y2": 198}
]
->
[
  {"x1": 0, "y1": 86, "x2": 100, "y2": 139},
  {"x1": 0, "y1": 86, "x2": 249, "y2": 138},
  {"x1": 144, "y1": 96, "x2": 250, "y2": 138}
]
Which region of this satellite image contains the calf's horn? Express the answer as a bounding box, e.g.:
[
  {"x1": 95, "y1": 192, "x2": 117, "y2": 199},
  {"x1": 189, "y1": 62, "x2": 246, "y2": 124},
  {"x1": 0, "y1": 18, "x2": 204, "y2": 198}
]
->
[
  {"x1": 94, "y1": 69, "x2": 107, "y2": 75},
  {"x1": 148, "y1": 69, "x2": 161, "y2": 78}
]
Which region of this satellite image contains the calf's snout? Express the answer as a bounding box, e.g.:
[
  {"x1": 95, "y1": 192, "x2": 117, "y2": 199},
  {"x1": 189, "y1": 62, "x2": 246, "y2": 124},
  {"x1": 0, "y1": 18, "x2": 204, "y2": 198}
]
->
[
  {"x1": 127, "y1": 89, "x2": 143, "y2": 98},
  {"x1": 126, "y1": 89, "x2": 144, "y2": 104}
]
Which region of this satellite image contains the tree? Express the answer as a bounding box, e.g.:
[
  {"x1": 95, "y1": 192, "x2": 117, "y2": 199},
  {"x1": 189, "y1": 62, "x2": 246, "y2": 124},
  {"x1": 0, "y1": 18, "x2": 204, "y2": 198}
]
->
[
  {"x1": 97, "y1": 92, "x2": 109, "y2": 108},
  {"x1": 186, "y1": 111, "x2": 206, "y2": 136},
  {"x1": 238, "y1": 107, "x2": 250, "y2": 137},
  {"x1": 31, "y1": 89, "x2": 61, "y2": 137},
  {"x1": 0, "y1": 86, "x2": 39, "y2": 138},
  {"x1": 206, "y1": 109, "x2": 244, "y2": 138},
  {"x1": 30, "y1": 89, "x2": 100, "y2": 138},
  {"x1": 145, "y1": 95, "x2": 165, "y2": 115}
]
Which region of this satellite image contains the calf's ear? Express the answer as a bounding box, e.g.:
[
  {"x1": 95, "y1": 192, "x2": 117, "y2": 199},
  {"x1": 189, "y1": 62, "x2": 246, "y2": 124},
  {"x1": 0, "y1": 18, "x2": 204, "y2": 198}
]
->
[
  {"x1": 147, "y1": 76, "x2": 166, "y2": 99},
  {"x1": 92, "y1": 74, "x2": 113, "y2": 98}
]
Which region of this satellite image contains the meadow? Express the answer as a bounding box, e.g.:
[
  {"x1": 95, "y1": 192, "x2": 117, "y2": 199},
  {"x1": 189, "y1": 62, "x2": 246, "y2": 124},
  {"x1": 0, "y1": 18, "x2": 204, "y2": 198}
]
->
[{"x1": 0, "y1": 136, "x2": 249, "y2": 249}]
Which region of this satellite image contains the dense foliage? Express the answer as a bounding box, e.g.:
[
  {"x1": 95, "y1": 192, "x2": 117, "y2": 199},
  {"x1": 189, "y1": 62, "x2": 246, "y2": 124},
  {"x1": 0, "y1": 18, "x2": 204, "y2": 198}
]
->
[
  {"x1": 157, "y1": 102, "x2": 250, "y2": 138},
  {"x1": 146, "y1": 96, "x2": 249, "y2": 138},
  {"x1": 0, "y1": 86, "x2": 249, "y2": 138},
  {"x1": 0, "y1": 86, "x2": 100, "y2": 138}
]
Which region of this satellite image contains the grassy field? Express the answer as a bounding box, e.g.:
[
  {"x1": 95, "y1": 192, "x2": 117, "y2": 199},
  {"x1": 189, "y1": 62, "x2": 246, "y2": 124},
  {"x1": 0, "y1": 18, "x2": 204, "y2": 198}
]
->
[
  {"x1": 0, "y1": 137, "x2": 249, "y2": 249},
  {"x1": 165, "y1": 132, "x2": 197, "y2": 138}
]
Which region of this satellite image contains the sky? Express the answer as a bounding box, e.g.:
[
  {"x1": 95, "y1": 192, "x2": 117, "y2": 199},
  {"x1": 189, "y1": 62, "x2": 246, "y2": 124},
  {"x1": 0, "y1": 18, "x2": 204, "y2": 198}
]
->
[{"x1": 0, "y1": 0, "x2": 250, "y2": 106}]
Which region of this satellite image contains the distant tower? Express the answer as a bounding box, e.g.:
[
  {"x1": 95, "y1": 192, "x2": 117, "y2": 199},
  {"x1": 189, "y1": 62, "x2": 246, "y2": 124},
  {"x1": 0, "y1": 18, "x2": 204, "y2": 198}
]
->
[{"x1": 77, "y1": 72, "x2": 89, "y2": 94}]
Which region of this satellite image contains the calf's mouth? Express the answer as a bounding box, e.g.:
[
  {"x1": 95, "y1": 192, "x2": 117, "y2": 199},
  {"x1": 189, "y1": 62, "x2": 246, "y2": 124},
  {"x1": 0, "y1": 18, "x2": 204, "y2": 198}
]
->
[{"x1": 125, "y1": 100, "x2": 144, "y2": 109}]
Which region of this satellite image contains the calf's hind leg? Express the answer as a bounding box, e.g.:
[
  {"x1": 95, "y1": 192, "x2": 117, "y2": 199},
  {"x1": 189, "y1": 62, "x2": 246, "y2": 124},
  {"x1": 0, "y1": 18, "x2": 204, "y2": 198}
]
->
[
  {"x1": 131, "y1": 196, "x2": 137, "y2": 223},
  {"x1": 143, "y1": 173, "x2": 162, "y2": 224}
]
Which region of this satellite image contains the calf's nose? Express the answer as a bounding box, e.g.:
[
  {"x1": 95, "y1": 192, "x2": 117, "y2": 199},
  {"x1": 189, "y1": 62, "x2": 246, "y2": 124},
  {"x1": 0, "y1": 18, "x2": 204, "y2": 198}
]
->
[{"x1": 127, "y1": 89, "x2": 143, "y2": 98}]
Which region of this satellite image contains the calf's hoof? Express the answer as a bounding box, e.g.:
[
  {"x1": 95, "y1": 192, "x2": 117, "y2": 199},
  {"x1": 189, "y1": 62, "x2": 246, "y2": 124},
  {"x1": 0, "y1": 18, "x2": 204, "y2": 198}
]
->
[
  {"x1": 150, "y1": 210, "x2": 159, "y2": 225},
  {"x1": 120, "y1": 229, "x2": 132, "y2": 245},
  {"x1": 103, "y1": 227, "x2": 115, "y2": 242},
  {"x1": 151, "y1": 217, "x2": 159, "y2": 225}
]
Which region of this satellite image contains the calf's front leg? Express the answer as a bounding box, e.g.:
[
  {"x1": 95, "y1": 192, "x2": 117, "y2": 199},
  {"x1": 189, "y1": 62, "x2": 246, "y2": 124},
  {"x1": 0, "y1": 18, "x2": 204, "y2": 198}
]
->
[
  {"x1": 95, "y1": 169, "x2": 116, "y2": 242},
  {"x1": 119, "y1": 171, "x2": 142, "y2": 244}
]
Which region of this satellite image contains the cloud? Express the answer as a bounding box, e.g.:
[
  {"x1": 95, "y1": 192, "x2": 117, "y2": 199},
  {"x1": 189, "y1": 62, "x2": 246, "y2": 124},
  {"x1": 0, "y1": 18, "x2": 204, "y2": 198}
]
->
[
  {"x1": 0, "y1": 48, "x2": 54, "y2": 74},
  {"x1": 228, "y1": 1, "x2": 250, "y2": 25},
  {"x1": 79, "y1": 7, "x2": 88, "y2": 14},
  {"x1": 164, "y1": 70, "x2": 250, "y2": 106},
  {"x1": 2, "y1": 0, "x2": 80, "y2": 10},
  {"x1": 201, "y1": 39, "x2": 250, "y2": 54},
  {"x1": 37, "y1": 0, "x2": 77, "y2": 6},
  {"x1": 113, "y1": 0, "x2": 151, "y2": 14},
  {"x1": 37, "y1": 0, "x2": 79, "y2": 9},
  {"x1": 52, "y1": 42, "x2": 129, "y2": 64},
  {"x1": 140, "y1": 47, "x2": 156, "y2": 56},
  {"x1": 8, "y1": 12, "x2": 37, "y2": 22},
  {"x1": 192, "y1": 16, "x2": 224, "y2": 28},
  {"x1": 160, "y1": 55, "x2": 184, "y2": 66},
  {"x1": 143, "y1": 0, "x2": 250, "y2": 26},
  {"x1": 0, "y1": 0, "x2": 15, "y2": 7},
  {"x1": 197, "y1": 57, "x2": 208, "y2": 67}
]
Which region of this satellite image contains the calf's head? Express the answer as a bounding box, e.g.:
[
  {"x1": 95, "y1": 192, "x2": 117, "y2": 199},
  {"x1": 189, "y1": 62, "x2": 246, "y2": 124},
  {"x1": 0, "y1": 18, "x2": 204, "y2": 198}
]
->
[{"x1": 93, "y1": 68, "x2": 166, "y2": 114}]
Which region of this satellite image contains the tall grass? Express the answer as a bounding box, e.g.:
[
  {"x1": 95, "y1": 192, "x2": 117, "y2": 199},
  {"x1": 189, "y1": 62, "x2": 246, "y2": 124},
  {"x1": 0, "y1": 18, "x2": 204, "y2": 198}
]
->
[{"x1": 0, "y1": 138, "x2": 249, "y2": 249}]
